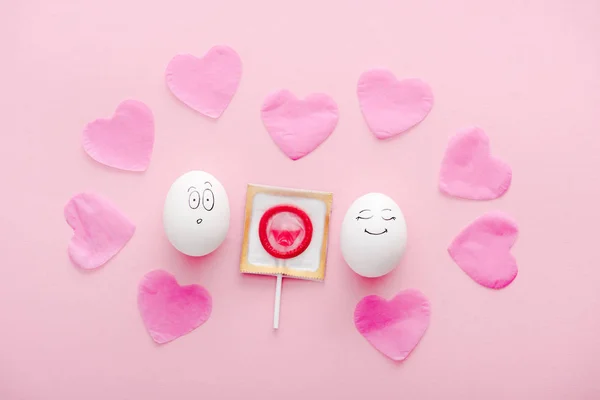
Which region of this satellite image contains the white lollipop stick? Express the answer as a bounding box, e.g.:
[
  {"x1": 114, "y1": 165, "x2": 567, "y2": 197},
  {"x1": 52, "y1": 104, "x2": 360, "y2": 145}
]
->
[
  {"x1": 273, "y1": 257, "x2": 286, "y2": 330},
  {"x1": 273, "y1": 272, "x2": 283, "y2": 330}
]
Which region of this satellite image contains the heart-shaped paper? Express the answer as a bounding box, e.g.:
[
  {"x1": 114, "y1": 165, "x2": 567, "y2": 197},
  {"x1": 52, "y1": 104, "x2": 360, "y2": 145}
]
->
[
  {"x1": 82, "y1": 100, "x2": 154, "y2": 172},
  {"x1": 357, "y1": 69, "x2": 434, "y2": 139},
  {"x1": 166, "y1": 45, "x2": 242, "y2": 118},
  {"x1": 138, "y1": 270, "x2": 212, "y2": 344},
  {"x1": 261, "y1": 90, "x2": 339, "y2": 160},
  {"x1": 64, "y1": 193, "x2": 135, "y2": 269},
  {"x1": 354, "y1": 290, "x2": 431, "y2": 361},
  {"x1": 439, "y1": 127, "x2": 512, "y2": 200},
  {"x1": 448, "y1": 211, "x2": 519, "y2": 289}
]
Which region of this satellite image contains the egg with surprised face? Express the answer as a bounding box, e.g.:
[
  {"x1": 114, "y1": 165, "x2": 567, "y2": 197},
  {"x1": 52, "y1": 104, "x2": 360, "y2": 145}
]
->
[
  {"x1": 163, "y1": 171, "x2": 230, "y2": 256},
  {"x1": 340, "y1": 193, "x2": 407, "y2": 278}
]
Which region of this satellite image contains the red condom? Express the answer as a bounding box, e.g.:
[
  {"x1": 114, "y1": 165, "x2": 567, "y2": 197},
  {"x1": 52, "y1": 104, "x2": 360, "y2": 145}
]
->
[{"x1": 258, "y1": 205, "x2": 313, "y2": 259}]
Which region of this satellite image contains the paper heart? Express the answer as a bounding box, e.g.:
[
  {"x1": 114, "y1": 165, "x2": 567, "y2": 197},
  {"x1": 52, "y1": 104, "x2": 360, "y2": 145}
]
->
[
  {"x1": 138, "y1": 270, "x2": 212, "y2": 344},
  {"x1": 82, "y1": 100, "x2": 154, "y2": 172},
  {"x1": 261, "y1": 90, "x2": 339, "y2": 160},
  {"x1": 64, "y1": 193, "x2": 135, "y2": 269},
  {"x1": 354, "y1": 290, "x2": 431, "y2": 361},
  {"x1": 357, "y1": 69, "x2": 434, "y2": 139},
  {"x1": 448, "y1": 212, "x2": 519, "y2": 289},
  {"x1": 439, "y1": 127, "x2": 512, "y2": 200},
  {"x1": 166, "y1": 45, "x2": 242, "y2": 118}
]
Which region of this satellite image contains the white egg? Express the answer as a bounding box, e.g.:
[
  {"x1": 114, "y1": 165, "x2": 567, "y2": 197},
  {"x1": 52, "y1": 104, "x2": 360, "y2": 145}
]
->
[
  {"x1": 340, "y1": 193, "x2": 407, "y2": 278},
  {"x1": 163, "y1": 171, "x2": 230, "y2": 256}
]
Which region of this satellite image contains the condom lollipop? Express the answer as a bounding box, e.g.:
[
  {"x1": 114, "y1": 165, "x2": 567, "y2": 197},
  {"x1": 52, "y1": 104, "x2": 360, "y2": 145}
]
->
[{"x1": 258, "y1": 204, "x2": 313, "y2": 329}]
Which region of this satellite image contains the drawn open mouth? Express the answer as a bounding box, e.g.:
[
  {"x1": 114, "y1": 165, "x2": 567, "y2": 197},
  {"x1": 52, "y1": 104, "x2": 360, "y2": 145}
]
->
[
  {"x1": 364, "y1": 228, "x2": 388, "y2": 235},
  {"x1": 196, "y1": 218, "x2": 203, "y2": 224}
]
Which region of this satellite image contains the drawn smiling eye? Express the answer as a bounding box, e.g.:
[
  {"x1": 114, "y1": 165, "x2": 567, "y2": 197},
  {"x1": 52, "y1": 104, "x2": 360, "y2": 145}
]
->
[
  {"x1": 381, "y1": 208, "x2": 395, "y2": 221},
  {"x1": 356, "y1": 209, "x2": 373, "y2": 220}
]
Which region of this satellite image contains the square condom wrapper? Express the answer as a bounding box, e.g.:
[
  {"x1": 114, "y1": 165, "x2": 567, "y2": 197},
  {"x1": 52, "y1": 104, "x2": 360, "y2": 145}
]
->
[{"x1": 240, "y1": 184, "x2": 333, "y2": 280}]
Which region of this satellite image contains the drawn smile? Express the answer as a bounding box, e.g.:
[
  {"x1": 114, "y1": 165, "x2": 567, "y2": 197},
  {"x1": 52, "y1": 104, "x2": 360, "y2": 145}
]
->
[{"x1": 364, "y1": 228, "x2": 388, "y2": 235}]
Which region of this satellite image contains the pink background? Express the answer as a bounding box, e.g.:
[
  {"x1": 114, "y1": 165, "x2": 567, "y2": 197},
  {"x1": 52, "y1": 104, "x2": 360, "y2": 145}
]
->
[{"x1": 2, "y1": 0, "x2": 600, "y2": 399}]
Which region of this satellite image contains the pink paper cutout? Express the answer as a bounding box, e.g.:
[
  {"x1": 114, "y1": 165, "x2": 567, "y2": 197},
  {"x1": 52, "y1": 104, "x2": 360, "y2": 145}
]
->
[
  {"x1": 64, "y1": 193, "x2": 135, "y2": 269},
  {"x1": 357, "y1": 69, "x2": 434, "y2": 139},
  {"x1": 138, "y1": 270, "x2": 212, "y2": 344},
  {"x1": 439, "y1": 127, "x2": 512, "y2": 200},
  {"x1": 261, "y1": 90, "x2": 339, "y2": 160},
  {"x1": 448, "y1": 211, "x2": 519, "y2": 289},
  {"x1": 354, "y1": 290, "x2": 431, "y2": 361},
  {"x1": 82, "y1": 100, "x2": 154, "y2": 172},
  {"x1": 166, "y1": 45, "x2": 242, "y2": 118}
]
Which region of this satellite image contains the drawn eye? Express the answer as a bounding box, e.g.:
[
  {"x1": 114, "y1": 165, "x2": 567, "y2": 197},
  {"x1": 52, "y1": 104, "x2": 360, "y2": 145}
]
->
[
  {"x1": 382, "y1": 216, "x2": 396, "y2": 221},
  {"x1": 202, "y1": 189, "x2": 214, "y2": 211},
  {"x1": 356, "y1": 215, "x2": 373, "y2": 221},
  {"x1": 188, "y1": 191, "x2": 201, "y2": 209}
]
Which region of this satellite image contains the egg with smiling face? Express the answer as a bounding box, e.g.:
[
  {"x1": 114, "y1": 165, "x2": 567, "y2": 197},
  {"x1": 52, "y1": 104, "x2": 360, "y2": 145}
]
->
[
  {"x1": 163, "y1": 170, "x2": 230, "y2": 256},
  {"x1": 340, "y1": 193, "x2": 407, "y2": 278}
]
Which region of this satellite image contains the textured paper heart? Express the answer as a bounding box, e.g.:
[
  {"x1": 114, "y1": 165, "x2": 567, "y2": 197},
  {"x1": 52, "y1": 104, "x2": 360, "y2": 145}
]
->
[
  {"x1": 439, "y1": 127, "x2": 512, "y2": 200},
  {"x1": 354, "y1": 290, "x2": 431, "y2": 361},
  {"x1": 166, "y1": 45, "x2": 242, "y2": 118},
  {"x1": 64, "y1": 193, "x2": 135, "y2": 269},
  {"x1": 357, "y1": 69, "x2": 434, "y2": 139},
  {"x1": 82, "y1": 100, "x2": 154, "y2": 172},
  {"x1": 261, "y1": 90, "x2": 339, "y2": 160},
  {"x1": 448, "y1": 211, "x2": 519, "y2": 289},
  {"x1": 138, "y1": 270, "x2": 212, "y2": 344}
]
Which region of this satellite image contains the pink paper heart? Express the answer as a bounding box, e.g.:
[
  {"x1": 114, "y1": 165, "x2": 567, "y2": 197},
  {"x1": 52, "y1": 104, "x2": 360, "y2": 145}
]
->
[
  {"x1": 448, "y1": 211, "x2": 519, "y2": 289},
  {"x1": 64, "y1": 193, "x2": 135, "y2": 269},
  {"x1": 354, "y1": 290, "x2": 431, "y2": 361},
  {"x1": 357, "y1": 69, "x2": 434, "y2": 139},
  {"x1": 261, "y1": 90, "x2": 339, "y2": 160},
  {"x1": 166, "y1": 45, "x2": 242, "y2": 118},
  {"x1": 439, "y1": 127, "x2": 512, "y2": 200},
  {"x1": 138, "y1": 270, "x2": 212, "y2": 344},
  {"x1": 82, "y1": 100, "x2": 154, "y2": 172}
]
